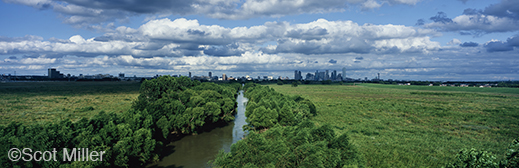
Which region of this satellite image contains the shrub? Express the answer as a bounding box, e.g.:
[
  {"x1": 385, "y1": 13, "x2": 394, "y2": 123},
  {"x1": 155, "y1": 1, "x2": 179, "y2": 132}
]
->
[
  {"x1": 445, "y1": 138, "x2": 519, "y2": 168},
  {"x1": 292, "y1": 81, "x2": 300, "y2": 87},
  {"x1": 503, "y1": 138, "x2": 519, "y2": 168},
  {"x1": 321, "y1": 80, "x2": 332, "y2": 85},
  {"x1": 445, "y1": 148, "x2": 499, "y2": 168}
]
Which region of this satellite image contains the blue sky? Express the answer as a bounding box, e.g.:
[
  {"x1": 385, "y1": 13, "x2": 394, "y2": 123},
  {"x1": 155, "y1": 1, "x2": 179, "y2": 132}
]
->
[{"x1": 0, "y1": 0, "x2": 518, "y2": 81}]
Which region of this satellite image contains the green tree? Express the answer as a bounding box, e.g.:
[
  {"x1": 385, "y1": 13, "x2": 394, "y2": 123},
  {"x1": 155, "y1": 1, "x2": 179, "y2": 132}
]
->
[
  {"x1": 321, "y1": 80, "x2": 332, "y2": 85},
  {"x1": 246, "y1": 106, "x2": 278, "y2": 129},
  {"x1": 278, "y1": 103, "x2": 295, "y2": 126},
  {"x1": 292, "y1": 81, "x2": 300, "y2": 87},
  {"x1": 211, "y1": 121, "x2": 364, "y2": 168}
]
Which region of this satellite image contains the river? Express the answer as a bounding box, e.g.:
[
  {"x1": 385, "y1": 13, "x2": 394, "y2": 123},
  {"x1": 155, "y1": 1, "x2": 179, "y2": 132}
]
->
[{"x1": 147, "y1": 90, "x2": 248, "y2": 168}]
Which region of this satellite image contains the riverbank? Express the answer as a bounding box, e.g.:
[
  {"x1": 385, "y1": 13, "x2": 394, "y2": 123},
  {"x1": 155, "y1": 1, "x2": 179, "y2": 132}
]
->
[{"x1": 147, "y1": 90, "x2": 249, "y2": 168}]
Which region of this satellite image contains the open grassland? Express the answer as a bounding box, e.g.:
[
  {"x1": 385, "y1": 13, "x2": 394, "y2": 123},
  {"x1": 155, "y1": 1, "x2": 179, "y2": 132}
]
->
[
  {"x1": 0, "y1": 82, "x2": 141, "y2": 125},
  {"x1": 268, "y1": 84, "x2": 519, "y2": 167},
  {"x1": 358, "y1": 83, "x2": 519, "y2": 95}
]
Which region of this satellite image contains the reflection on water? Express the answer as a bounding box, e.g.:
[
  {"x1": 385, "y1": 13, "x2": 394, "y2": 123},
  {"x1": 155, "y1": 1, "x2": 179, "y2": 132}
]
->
[
  {"x1": 233, "y1": 90, "x2": 248, "y2": 144},
  {"x1": 147, "y1": 90, "x2": 248, "y2": 168}
]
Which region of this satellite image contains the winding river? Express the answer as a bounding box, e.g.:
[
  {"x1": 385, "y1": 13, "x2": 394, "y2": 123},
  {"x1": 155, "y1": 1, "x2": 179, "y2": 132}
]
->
[{"x1": 147, "y1": 90, "x2": 248, "y2": 168}]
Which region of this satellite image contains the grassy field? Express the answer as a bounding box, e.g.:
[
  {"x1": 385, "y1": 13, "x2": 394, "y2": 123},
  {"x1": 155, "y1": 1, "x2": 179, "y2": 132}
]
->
[
  {"x1": 0, "y1": 82, "x2": 141, "y2": 125},
  {"x1": 358, "y1": 83, "x2": 519, "y2": 95},
  {"x1": 268, "y1": 83, "x2": 519, "y2": 167}
]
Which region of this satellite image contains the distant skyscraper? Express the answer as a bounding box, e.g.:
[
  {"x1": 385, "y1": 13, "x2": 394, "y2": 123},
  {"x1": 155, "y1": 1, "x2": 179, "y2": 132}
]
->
[
  {"x1": 325, "y1": 70, "x2": 329, "y2": 80},
  {"x1": 306, "y1": 73, "x2": 314, "y2": 80},
  {"x1": 342, "y1": 67, "x2": 347, "y2": 80},
  {"x1": 209, "y1": 72, "x2": 212, "y2": 78},
  {"x1": 223, "y1": 73, "x2": 227, "y2": 80},
  {"x1": 189, "y1": 72, "x2": 192, "y2": 78},
  {"x1": 294, "y1": 70, "x2": 302, "y2": 80},
  {"x1": 318, "y1": 72, "x2": 325, "y2": 81},
  {"x1": 315, "y1": 70, "x2": 319, "y2": 81},
  {"x1": 332, "y1": 70, "x2": 337, "y2": 80}
]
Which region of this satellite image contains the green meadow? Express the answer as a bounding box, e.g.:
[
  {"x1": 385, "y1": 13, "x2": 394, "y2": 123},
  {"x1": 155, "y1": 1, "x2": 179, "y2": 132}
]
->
[
  {"x1": 2, "y1": 81, "x2": 517, "y2": 167},
  {"x1": 358, "y1": 83, "x2": 519, "y2": 95},
  {"x1": 268, "y1": 83, "x2": 519, "y2": 167},
  {"x1": 0, "y1": 82, "x2": 140, "y2": 125}
]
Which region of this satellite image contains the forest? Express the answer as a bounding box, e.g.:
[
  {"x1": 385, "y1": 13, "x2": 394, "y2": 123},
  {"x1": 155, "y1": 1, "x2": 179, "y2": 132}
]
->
[{"x1": 0, "y1": 76, "x2": 240, "y2": 167}]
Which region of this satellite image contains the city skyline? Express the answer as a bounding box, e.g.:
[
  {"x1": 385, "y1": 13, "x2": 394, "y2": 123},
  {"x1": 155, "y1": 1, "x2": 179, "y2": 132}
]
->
[
  {"x1": 1, "y1": 0, "x2": 518, "y2": 81},
  {"x1": 2, "y1": 67, "x2": 517, "y2": 83}
]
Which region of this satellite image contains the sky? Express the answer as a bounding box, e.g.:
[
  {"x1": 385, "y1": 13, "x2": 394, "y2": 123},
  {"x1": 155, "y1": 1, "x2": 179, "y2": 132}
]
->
[{"x1": 0, "y1": 0, "x2": 518, "y2": 81}]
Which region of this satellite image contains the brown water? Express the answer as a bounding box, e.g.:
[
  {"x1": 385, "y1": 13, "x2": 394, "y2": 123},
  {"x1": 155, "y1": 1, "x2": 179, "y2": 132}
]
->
[{"x1": 147, "y1": 90, "x2": 248, "y2": 168}]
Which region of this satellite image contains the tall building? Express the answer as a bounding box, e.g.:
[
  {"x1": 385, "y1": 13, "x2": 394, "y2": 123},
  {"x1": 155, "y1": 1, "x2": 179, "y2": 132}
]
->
[
  {"x1": 305, "y1": 73, "x2": 314, "y2": 80},
  {"x1": 48, "y1": 68, "x2": 64, "y2": 79},
  {"x1": 208, "y1": 72, "x2": 212, "y2": 78},
  {"x1": 325, "y1": 70, "x2": 329, "y2": 80},
  {"x1": 342, "y1": 67, "x2": 347, "y2": 81},
  {"x1": 315, "y1": 70, "x2": 319, "y2": 81},
  {"x1": 294, "y1": 70, "x2": 302, "y2": 80},
  {"x1": 222, "y1": 73, "x2": 227, "y2": 80},
  {"x1": 189, "y1": 72, "x2": 192, "y2": 78},
  {"x1": 332, "y1": 70, "x2": 337, "y2": 80},
  {"x1": 318, "y1": 72, "x2": 325, "y2": 81}
]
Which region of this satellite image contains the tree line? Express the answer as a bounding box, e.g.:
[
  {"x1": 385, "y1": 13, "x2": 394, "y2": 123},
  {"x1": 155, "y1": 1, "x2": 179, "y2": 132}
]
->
[{"x1": 0, "y1": 76, "x2": 241, "y2": 167}]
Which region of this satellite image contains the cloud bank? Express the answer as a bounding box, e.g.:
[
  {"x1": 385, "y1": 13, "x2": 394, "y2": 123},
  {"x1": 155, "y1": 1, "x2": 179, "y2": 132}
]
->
[
  {"x1": 0, "y1": 17, "x2": 517, "y2": 80},
  {"x1": 0, "y1": 18, "x2": 441, "y2": 58},
  {"x1": 4, "y1": 0, "x2": 424, "y2": 28},
  {"x1": 421, "y1": 0, "x2": 519, "y2": 36}
]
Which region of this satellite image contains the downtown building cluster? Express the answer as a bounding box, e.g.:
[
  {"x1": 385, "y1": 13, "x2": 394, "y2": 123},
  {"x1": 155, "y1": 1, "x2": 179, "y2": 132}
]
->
[{"x1": 294, "y1": 68, "x2": 348, "y2": 81}]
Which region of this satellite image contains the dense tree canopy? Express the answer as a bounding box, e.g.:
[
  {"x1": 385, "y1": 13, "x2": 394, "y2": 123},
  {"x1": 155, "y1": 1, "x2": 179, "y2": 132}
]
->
[
  {"x1": 133, "y1": 77, "x2": 239, "y2": 136},
  {"x1": 210, "y1": 83, "x2": 365, "y2": 167},
  {"x1": 243, "y1": 83, "x2": 316, "y2": 130},
  {"x1": 0, "y1": 76, "x2": 240, "y2": 167},
  {"x1": 210, "y1": 120, "x2": 365, "y2": 168}
]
